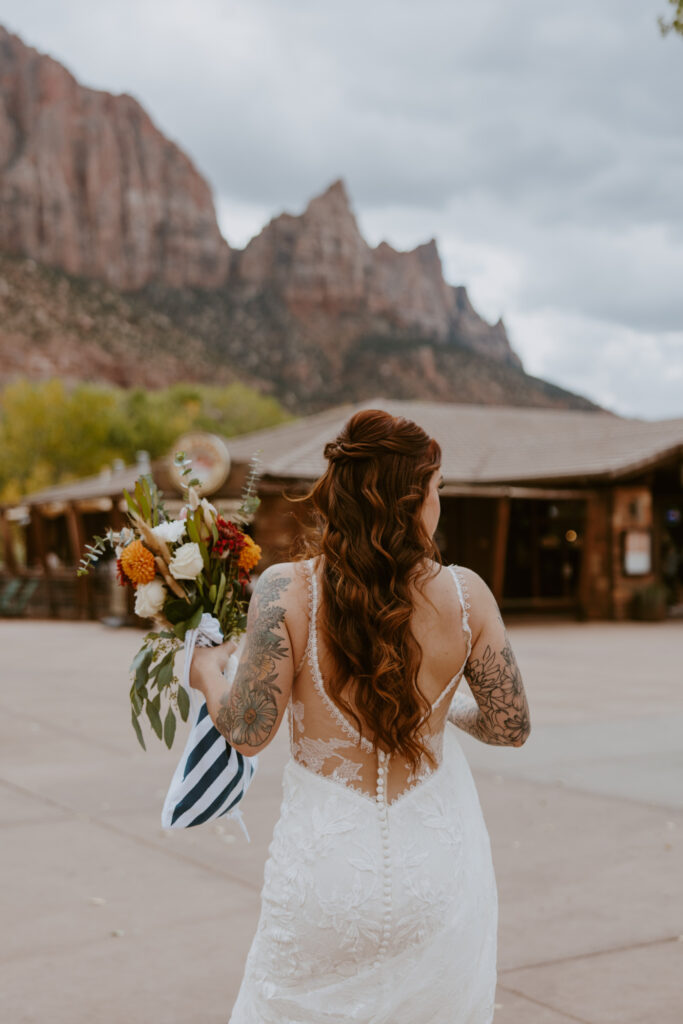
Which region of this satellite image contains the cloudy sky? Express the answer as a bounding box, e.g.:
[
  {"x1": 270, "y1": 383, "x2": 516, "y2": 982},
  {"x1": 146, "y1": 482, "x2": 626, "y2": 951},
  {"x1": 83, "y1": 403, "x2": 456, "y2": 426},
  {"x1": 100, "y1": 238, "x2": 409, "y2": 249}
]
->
[{"x1": 2, "y1": 0, "x2": 682, "y2": 419}]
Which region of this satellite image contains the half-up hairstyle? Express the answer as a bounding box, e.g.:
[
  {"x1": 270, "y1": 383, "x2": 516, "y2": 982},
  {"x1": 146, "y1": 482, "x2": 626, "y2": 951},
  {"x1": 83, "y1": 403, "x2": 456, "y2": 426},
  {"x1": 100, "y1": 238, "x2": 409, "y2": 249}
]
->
[{"x1": 297, "y1": 408, "x2": 442, "y2": 771}]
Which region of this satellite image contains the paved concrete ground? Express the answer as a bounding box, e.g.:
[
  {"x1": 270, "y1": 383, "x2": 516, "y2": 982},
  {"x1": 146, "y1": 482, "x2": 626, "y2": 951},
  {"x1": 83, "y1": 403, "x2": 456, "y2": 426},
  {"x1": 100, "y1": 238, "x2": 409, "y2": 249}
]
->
[{"x1": 1, "y1": 618, "x2": 681, "y2": 1024}]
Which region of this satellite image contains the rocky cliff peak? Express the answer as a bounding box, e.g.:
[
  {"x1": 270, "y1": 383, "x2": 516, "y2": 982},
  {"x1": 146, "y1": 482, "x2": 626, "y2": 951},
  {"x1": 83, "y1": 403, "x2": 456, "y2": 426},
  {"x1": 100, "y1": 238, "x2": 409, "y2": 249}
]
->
[
  {"x1": 0, "y1": 26, "x2": 230, "y2": 290},
  {"x1": 239, "y1": 179, "x2": 372, "y2": 311},
  {"x1": 237, "y1": 179, "x2": 520, "y2": 368}
]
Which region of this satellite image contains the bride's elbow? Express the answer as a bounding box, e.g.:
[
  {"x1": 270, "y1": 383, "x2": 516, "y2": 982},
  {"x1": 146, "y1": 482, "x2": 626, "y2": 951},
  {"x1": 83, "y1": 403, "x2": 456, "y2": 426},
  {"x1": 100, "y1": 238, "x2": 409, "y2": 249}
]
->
[{"x1": 510, "y1": 715, "x2": 531, "y2": 747}]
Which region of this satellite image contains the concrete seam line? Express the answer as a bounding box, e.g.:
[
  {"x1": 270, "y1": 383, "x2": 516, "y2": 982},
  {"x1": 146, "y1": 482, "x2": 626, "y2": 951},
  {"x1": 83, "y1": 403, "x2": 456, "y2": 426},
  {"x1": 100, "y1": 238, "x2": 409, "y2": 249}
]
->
[
  {"x1": 496, "y1": 984, "x2": 594, "y2": 1024},
  {"x1": 499, "y1": 933, "x2": 680, "y2": 975}
]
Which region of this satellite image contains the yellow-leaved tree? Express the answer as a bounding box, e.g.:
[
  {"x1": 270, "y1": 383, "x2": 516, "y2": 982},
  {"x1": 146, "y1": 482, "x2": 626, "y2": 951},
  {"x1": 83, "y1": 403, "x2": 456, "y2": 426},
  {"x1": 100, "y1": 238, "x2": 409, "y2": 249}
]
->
[{"x1": 0, "y1": 378, "x2": 290, "y2": 502}]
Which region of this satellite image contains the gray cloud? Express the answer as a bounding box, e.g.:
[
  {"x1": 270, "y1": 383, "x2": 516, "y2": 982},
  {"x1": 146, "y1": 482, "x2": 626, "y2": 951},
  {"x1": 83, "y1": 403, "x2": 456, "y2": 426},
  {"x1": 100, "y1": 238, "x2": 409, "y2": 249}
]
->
[{"x1": 0, "y1": 0, "x2": 681, "y2": 417}]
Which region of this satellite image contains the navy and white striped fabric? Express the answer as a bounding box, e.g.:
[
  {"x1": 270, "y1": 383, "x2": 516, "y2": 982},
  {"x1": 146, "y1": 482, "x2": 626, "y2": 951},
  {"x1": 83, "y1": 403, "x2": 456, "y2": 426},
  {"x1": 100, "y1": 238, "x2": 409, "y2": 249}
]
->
[{"x1": 161, "y1": 619, "x2": 257, "y2": 835}]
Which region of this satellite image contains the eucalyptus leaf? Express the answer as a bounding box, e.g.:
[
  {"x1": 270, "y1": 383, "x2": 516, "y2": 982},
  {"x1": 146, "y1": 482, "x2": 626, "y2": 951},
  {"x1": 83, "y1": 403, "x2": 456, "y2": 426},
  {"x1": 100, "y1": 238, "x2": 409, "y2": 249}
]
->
[
  {"x1": 131, "y1": 709, "x2": 146, "y2": 751},
  {"x1": 163, "y1": 707, "x2": 176, "y2": 749},
  {"x1": 130, "y1": 687, "x2": 143, "y2": 716},
  {"x1": 145, "y1": 699, "x2": 162, "y2": 740},
  {"x1": 177, "y1": 684, "x2": 190, "y2": 722},
  {"x1": 155, "y1": 658, "x2": 174, "y2": 690},
  {"x1": 173, "y1": 620, "x2": 189, "y2": 641},
  {"x1": 131, "y1": 647, "x2": 154, "y2": 693},
  {"x1": 151, "y1": 649, "x2": 174, "y2": 675}
]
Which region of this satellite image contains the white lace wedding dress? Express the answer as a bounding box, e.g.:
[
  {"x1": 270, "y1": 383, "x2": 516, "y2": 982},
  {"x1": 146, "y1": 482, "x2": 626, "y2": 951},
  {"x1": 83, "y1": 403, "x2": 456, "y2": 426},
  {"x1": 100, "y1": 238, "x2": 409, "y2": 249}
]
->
[{"x1": 229, "y1": 561, "x2": 498, "y2": 1023}]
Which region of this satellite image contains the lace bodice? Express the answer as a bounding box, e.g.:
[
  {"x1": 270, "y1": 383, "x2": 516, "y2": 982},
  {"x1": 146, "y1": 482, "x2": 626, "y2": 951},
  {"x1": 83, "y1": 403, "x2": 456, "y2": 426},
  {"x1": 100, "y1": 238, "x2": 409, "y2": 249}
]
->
[{"x1": 287, "y1": 558, "x2": 472, "y2": 806}]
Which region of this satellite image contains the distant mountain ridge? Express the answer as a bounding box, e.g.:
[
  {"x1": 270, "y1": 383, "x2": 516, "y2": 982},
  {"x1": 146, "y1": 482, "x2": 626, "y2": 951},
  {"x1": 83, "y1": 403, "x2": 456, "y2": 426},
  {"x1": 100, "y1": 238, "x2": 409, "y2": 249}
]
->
[{"x1": 0, "y1": 25, "x2": 604, "y2": 414}]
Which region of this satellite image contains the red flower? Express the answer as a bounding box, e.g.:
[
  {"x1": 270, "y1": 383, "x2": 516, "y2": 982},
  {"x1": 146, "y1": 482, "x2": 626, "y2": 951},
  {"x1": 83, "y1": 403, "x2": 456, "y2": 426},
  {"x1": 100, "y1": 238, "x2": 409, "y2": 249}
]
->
[
  {"x1": 212, "y1": 517, "x2": 247, "y2": 559},
  {"x1": 116, "y1": 557, "x2": 132, "y2": 587}
]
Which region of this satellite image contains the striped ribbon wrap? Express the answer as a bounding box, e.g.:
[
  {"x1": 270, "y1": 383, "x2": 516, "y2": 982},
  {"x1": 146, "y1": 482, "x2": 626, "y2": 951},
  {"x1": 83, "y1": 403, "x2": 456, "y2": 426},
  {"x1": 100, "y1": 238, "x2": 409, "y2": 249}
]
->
[{"x1": 161, "y1": 613, "x2": 257, "y2": 838}]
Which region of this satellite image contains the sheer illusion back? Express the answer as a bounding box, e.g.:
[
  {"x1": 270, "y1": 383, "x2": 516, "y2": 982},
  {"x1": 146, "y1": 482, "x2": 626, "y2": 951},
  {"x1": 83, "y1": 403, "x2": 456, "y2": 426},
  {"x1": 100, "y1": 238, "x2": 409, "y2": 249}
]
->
[{"x1": 287, "y1": 557, "x2": 473, "y2": 806}]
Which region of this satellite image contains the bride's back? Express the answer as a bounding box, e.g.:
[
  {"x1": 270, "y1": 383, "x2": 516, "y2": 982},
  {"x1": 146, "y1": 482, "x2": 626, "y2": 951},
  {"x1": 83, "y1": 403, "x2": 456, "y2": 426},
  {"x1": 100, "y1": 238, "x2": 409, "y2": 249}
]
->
[{"x1": 283, "y1": 555, "x2": 473, "y2": 805}]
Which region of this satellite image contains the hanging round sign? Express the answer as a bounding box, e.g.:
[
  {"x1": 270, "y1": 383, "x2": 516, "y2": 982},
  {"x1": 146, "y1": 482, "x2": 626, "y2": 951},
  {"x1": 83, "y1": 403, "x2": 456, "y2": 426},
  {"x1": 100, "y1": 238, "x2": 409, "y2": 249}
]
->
[{"x1": 169, "y1": 432, "x2": 231, "y2": 496}]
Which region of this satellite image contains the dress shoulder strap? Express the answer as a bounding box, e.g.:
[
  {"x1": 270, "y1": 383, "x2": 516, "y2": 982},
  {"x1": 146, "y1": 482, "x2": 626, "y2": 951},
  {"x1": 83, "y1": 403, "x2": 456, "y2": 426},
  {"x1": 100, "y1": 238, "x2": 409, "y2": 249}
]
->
[
  {"x1": 447, "y1": 564, "x2": 473, "y2": 660},
  {"x1": 293, "y1": 558, "x2": 315, "y2": 678}
]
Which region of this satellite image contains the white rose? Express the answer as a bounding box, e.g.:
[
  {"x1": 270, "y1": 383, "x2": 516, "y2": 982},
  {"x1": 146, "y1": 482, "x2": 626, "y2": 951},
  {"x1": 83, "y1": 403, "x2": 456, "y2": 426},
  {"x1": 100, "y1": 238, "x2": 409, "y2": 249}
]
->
[
  {"x1": 169, "y1": 541, "x2": 204, "y2": 580},
  {"x1": 134, "y1": 579, "x2": 167, "y2": 618},
  {"x1": 151, "y1": 519, "x2": 186, "y2": 544}
]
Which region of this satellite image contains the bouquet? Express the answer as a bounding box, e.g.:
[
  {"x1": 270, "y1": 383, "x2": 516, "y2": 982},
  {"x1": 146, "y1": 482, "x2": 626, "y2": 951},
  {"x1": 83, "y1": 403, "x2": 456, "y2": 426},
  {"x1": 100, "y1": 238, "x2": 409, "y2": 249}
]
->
[{"x1": 77, "y1": 451, "x2": 262, "y2": 751}]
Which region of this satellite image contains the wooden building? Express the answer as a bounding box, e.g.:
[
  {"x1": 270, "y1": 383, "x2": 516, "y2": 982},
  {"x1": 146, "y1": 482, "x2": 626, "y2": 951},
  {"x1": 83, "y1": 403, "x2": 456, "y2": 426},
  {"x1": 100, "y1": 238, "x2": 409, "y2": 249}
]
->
[{"x1": 2, "y1": 399, "x2": 682, "y2": 621}]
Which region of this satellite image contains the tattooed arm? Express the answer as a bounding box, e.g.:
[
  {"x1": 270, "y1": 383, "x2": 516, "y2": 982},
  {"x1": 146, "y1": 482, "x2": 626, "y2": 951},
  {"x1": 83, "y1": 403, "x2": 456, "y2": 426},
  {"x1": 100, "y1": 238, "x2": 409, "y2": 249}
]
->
[
  {"x1": 192, "y1": 564, "x2": 295, "y2": 755},
  {"x1": 448, "y1": 569, "x2": 530, "y2": 747}
]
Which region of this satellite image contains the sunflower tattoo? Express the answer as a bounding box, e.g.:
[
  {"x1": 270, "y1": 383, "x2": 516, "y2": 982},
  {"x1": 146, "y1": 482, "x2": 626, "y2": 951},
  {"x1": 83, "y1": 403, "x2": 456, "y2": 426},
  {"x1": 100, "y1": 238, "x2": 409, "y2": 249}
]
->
[{"x1": 216, "y1": 571, "x2": 290, "y2": 748}]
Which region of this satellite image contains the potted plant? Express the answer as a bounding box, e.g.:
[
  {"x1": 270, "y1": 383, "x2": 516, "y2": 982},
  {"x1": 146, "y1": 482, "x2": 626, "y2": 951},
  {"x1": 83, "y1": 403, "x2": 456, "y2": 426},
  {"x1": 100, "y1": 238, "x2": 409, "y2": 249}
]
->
[{"x1": 630, "y1": 583, "x2": 668, "y2": 621}]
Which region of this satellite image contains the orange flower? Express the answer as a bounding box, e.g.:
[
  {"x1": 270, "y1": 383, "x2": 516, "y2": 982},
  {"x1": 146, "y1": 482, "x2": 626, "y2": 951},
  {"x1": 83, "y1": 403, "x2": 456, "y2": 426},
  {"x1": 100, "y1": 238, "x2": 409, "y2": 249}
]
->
[
  {"x1": 238, "y1": 535, "x2": 261, "y2": 573},
  {"x1": 120, "y1": 539, "x2": 157, "y2": 586}
]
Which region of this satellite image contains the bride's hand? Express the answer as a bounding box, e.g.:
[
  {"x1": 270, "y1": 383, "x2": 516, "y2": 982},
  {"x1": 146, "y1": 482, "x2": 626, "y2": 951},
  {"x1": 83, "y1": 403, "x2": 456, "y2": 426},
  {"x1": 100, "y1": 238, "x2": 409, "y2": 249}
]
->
[{"x1": 189, "y1": 640, "x2": 238, "y2": 692}]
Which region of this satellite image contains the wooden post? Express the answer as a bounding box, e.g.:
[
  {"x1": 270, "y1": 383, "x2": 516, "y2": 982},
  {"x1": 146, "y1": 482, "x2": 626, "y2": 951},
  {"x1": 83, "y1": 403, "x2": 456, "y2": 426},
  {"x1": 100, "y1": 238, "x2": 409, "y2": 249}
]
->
[
  {"x1": 65, "y1": 503, "x2": 95, "y2": 620},
  {"x1": 32, "y1": 508, "x2": 57, "y2": 617},
  {"x1": 490, "y1": 497, "x2": 510, "y2": 604},
  {"x1": 530, "y1": 502, "x2": 541, "y2": 600},
  {"x1": 0, "y1": 510, "x2": 18, "y2": 575}
]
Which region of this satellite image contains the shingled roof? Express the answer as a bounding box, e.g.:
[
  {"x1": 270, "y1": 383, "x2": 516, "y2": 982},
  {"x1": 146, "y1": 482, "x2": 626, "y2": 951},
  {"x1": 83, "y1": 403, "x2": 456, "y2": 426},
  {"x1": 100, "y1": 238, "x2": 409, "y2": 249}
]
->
[
  {"x1": 13, "y1": 463, "x2": 145, "y2": 508},
  {"x1": 225, "y1": 399, "x2": 683, "y2": 485},
  {"x1": 13, "y1": 399, "x2": 683, "y2": 510}
]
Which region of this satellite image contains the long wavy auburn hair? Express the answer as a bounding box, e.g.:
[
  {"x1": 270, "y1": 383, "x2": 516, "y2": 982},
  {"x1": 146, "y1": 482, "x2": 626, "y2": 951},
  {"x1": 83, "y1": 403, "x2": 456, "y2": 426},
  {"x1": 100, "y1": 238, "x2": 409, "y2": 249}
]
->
[{"x1": 294, "y1": 408, "x2": 443, "y2": 771}]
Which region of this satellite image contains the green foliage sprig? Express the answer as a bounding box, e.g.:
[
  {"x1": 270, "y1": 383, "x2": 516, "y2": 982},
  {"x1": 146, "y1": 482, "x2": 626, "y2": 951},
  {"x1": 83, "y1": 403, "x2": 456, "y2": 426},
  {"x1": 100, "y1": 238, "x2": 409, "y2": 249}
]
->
[{"x1": 129, "y1": 632, "x2": 185, "y2": 750}]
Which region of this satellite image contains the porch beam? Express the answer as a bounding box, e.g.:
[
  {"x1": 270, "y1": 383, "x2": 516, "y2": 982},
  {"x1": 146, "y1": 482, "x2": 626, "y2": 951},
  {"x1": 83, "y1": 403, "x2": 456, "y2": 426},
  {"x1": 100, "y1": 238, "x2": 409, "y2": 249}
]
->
[{"x1": 491, "y1": 497, "x2": 510, "y2": 604}]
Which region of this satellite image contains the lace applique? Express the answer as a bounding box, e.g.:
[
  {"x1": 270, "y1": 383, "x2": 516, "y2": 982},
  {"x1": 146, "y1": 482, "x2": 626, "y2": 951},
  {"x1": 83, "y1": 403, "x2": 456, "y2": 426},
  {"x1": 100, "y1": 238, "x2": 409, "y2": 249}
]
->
[{"x1": 290, "y1": 700, "x2": 365, "y2": 785}]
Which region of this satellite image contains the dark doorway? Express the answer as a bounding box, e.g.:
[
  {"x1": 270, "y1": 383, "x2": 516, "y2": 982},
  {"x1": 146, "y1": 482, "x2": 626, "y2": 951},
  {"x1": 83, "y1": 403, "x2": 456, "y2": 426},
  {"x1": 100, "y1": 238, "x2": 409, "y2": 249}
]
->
[{"x1": 503, "y1": 499, "x2": 585, "y2": 609}]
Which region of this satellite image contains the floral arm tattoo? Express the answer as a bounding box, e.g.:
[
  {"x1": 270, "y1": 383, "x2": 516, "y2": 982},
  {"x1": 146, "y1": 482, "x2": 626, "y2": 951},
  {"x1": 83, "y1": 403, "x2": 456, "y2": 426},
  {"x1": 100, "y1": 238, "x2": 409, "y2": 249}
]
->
[
  {"x1": 215, "y1": 571, "x2": 291, "y2": 749},
  {"x1": 449, "y1": 619, "x2": 530, "y2": 746}
]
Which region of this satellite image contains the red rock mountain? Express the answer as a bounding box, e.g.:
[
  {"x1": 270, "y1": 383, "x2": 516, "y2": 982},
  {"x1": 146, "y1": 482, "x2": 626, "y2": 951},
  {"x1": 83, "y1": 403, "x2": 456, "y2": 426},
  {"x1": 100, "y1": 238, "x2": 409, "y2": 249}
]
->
[
  {"x1": 238, "y1": 180, "x2": 521, "y2": 371},
  {"x1": 0, "y1": 26, "x2": 601, "y2": 413},
  {"x1": 0, "y1": 27, "x2": 229, "y2": 289}
]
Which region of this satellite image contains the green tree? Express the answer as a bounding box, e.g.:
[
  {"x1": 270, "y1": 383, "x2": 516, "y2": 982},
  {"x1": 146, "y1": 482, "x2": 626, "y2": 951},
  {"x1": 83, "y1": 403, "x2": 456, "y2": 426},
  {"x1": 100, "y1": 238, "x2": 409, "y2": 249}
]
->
[
  {"x1": 0, "y1": 378, "x2": 289, "y2": 502},
  {"x1": 659, "y1": 0, "x2": 683, "y2": 36}
]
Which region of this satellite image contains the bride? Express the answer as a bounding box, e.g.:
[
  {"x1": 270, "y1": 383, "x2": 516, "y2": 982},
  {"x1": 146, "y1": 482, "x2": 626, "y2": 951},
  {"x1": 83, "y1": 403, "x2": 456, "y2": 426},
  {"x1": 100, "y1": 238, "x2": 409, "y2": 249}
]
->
[{"x1": 190, "y1": 408, "x2": 531, "y2": 1024}]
